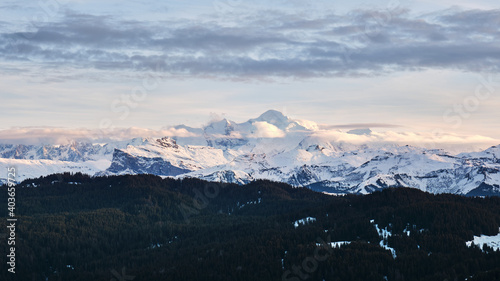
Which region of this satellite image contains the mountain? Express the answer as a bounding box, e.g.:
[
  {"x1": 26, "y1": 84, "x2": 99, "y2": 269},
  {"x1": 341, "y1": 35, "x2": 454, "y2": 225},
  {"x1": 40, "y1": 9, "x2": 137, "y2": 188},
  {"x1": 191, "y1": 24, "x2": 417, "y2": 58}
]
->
[
  {"x1": 2, "y1": 175, "x2": 500, "y2": 280},
  {"x1": 1, "y1": 110, "x2": 499, "y2": 196}
]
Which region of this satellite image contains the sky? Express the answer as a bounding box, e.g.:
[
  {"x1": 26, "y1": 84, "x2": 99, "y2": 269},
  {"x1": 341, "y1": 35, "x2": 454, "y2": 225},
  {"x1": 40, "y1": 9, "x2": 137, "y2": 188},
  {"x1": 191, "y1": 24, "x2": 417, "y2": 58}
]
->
[{"x1": 0, "y1": 0, "x2": 499, "y2": 148}]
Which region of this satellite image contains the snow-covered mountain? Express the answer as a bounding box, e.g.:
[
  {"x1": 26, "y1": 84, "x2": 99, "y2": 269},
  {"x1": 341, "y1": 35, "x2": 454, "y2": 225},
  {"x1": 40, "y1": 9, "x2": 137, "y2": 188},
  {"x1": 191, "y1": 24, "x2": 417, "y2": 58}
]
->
[{"x1": 1, "y1": 110, "x2": 499, "y2": 196}]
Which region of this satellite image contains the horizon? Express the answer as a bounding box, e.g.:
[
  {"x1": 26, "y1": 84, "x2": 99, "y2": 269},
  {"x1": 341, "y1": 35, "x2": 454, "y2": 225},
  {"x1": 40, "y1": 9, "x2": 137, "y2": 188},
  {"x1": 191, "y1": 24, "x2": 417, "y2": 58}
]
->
[{"x1": 0, "y1": 109, "x2": 498, "y2": 154}]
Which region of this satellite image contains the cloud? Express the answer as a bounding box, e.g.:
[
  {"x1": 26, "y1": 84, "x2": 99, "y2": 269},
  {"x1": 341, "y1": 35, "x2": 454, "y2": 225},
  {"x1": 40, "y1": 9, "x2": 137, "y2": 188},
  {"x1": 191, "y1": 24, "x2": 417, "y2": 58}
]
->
[
  {"x1": 0, "y1": 123, "x2": 498, "y2": 154},
  {"x1": 0, "y1": 127, "x2": 199, "y2": 145},
  {"x1": 320, "y1": 123, "x2": 402, "y2": 129},
  {"x1": 1, "y1": 8, "x2": 499, "y2": 80},
  {"x1": 310, "y1": 129, "x2": 499, "y2": 153},
  {"x1": 249, "y1": 122, "x2": 286, "y2": 138}
]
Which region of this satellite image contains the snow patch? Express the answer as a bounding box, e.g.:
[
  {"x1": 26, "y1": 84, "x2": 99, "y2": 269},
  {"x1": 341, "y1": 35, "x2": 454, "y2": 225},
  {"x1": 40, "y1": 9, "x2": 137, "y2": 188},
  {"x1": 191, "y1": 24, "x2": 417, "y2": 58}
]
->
[
  {"x1": 466, "y1": 228, "x2": 500, "y2": 251},
  {"x1": 293, "y1": 217, "x2": 316, "y2": 228},
  {"x1": 372, "y1": 221, "x2": 397, "y2": 258},
  {"x1": 316, "y1": 241, "x2": 351, "y2": 248}
]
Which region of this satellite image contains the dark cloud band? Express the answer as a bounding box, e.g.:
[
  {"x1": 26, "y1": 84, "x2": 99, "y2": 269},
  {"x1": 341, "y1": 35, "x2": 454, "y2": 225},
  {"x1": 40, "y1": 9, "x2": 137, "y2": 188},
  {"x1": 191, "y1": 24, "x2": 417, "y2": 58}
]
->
[{"x1": 1, "y1": 8, "x2": 499, "y2": 80}]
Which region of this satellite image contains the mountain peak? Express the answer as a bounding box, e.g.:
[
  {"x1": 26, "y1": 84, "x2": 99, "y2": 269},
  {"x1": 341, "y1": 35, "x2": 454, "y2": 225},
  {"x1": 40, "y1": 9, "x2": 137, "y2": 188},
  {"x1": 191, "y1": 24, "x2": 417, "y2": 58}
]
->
[
  {"x1": 204, "y1": 118, "x2": 235, "y2": 135},
  {"x1": 253, "y1": 110, "x2": 290, "y2": 129},
  {"x1": 156, "y1": 137, "x2": 179, "y2": 149},
  {"x1": 257, "y1": 110, "x2": 288, "y2": 121},
  {"x1": 483, "y1": 144, "x2": 500, "y2": 158}
]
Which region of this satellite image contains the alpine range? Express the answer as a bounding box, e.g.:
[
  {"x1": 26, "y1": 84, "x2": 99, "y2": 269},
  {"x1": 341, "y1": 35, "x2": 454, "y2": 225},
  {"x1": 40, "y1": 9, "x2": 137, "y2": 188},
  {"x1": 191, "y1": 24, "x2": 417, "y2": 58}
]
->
[{"x1": 1, "y1": 110, "x2": 499, "y2": 196}]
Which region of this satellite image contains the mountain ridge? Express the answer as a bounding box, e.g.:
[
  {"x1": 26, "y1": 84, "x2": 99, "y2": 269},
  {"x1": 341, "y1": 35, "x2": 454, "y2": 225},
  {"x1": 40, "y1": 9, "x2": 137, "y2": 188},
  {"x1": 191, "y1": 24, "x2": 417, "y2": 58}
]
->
[{"x1": 1, "y1": 111, "x2": 499, "y2": 196}]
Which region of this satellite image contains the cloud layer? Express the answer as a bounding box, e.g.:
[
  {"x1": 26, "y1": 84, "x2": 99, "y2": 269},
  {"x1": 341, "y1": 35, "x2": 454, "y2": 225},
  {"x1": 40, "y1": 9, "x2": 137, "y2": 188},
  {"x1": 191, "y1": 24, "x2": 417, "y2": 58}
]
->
[
  {"x1": 1, "y1": 8, "x2": 500, "y2": 80},
  {"x1": 0, "y1": 127, "x2": 199, "y2": 145},
  {"x1": 1, "y1": 120, "x2": 498, "y2": 154}
]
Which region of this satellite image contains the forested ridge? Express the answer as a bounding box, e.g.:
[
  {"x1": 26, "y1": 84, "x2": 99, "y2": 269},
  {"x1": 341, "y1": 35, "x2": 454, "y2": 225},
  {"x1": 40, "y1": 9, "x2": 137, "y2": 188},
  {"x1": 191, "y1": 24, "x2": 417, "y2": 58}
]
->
[{"x1": 1, "y1": 173, "x2": 499, "y2": 281}]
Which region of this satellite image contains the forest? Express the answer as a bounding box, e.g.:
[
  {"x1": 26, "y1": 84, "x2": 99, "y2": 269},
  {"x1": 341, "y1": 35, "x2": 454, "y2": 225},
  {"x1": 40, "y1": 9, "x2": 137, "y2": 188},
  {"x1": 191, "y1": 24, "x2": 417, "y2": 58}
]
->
[{"x1": 0, "y1": 172, "x2": 499, "y2": 281}]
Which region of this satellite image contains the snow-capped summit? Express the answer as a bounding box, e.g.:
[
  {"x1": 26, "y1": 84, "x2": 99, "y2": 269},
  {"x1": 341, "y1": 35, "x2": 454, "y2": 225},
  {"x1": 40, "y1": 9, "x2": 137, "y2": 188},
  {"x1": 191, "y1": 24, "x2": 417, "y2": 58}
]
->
[
  {"x1": 204, "y1": 119, "x2": 235, "y2": 136},
  {"x1": 197, "y1": 110, "x2": 316, "y2": 143},
  {"x1": 253, "y1": 110, "x2": 322, "y2": 133},
  {"x1": 251, "y1": 110, "x2": 291, "y2": 130}
]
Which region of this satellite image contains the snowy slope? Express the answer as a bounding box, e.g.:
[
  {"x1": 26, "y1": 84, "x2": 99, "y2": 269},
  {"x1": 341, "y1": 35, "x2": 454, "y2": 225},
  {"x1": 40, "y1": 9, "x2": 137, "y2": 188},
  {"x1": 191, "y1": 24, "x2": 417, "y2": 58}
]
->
[{"x1": 0, "y1": 158, "x2": 110, "y2": 185}]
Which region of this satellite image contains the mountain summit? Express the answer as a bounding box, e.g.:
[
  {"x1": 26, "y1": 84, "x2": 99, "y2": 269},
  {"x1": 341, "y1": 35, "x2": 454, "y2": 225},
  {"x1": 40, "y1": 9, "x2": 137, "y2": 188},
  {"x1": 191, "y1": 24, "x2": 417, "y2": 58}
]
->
[{"x1": 252, "y1": 110, "x2": 290, "y2": 129}]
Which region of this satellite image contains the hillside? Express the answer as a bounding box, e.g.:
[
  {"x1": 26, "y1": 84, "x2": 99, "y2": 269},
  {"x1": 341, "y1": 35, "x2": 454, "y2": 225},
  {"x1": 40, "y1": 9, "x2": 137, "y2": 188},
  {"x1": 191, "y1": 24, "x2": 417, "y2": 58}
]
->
[{"x1": 1, "y1": 173, "x2": 499, "y2": 280}]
